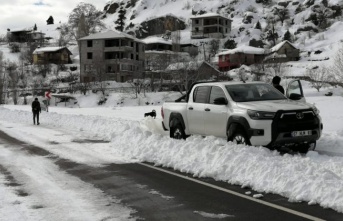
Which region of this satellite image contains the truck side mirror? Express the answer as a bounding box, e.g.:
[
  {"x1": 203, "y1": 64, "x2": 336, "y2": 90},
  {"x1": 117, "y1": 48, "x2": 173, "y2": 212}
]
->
[
  {"x1": 213, "y1": 97, "x2": 228, "y2": 105},
  {"x1": 289, "y1": 93, "x2": 302, "y2": 100}
]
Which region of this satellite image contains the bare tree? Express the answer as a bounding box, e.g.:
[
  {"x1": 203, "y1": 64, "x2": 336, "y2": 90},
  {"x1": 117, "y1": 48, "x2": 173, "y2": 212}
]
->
[
  {"x1": 313, "y1": 5, "x2": 333, "y2": 29},
  {"x1": 67, "y1": 3, "x2": 105, "y2": 41},
  {"x1": 6, "y1": 61, "x2": 20, "y2": 105},
  {"x1": 305, "y1": 66, "x2": 331, "y2": 92},
  {"x1": 331, "y1": 44, "x2": 343, "y2": 86},
  {"x1": 265, "y1": 18, "x2": 279, "y2": 46},
  {"x1": 208, "y1": 39, "x2": 220, "y2": 62},
  {"x1": 0, "y1": 51, "x2": 5, "y2": 104},
  {"x1": 273, "y1": 6, "x2": 290, "y2": 25}
]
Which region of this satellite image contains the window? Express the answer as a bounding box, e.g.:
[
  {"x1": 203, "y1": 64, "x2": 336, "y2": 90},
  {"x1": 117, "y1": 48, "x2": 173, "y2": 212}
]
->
[
  {"x1": 195, "y1": 27, "x2": 199, "y2": 32},
  {"x1": 131, "y1": 42, "x2": 134, "y2": 47},
  {"x1": 195, "y1": 19, "x2": 199, "y2": 24},
  {"x1": 193, "y1": 86, "x2": 210, "y2": 103},
  {"x1": 87, "y1": 40, "x2": 92, "y2": 47},
  {"x1": 136, "y1": 43, "x2": 139, "y2": 52},
  {"x1": 105, "y1": 52, "x2": 120, "y2": 59},
  {"x1": 87, "y1": 52, "x2": 93, "y2": 59},
  {"x1": 107, "y1": 66, "x2": 113, "y2": 73},
  {"x1": 131, "y1": 54, "x2": 134, "y2": 59},
  {"x1": 209, "y1": 86, "x2": 226, "y2": 104},
  {"x1": 105, "y1": 39, "x2": 120, "y2": 47}
]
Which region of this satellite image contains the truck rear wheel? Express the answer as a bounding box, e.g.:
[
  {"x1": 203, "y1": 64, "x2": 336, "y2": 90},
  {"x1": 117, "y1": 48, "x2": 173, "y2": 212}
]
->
[
  {"x1": 229, "y1": 129, "x2": 251, "y2": 146},
  {"x1": 170, "y1": 124, "x2": 186, "y2": 140}
]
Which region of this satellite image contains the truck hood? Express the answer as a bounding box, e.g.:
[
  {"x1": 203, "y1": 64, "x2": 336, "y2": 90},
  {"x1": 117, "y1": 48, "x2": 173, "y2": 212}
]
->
[{"x1": 236, "y1": 99, "x2": 314, "y2": 112}]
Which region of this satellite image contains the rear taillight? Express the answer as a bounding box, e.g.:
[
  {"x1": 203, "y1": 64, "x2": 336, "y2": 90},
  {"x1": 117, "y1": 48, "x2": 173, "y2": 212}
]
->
[{"x1": 161, "y1": 107, "x2": 164, "y2": 119}]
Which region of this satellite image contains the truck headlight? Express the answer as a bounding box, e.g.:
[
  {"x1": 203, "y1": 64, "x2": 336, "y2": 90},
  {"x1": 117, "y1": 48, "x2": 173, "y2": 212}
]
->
[
  {"x1": 247, "y1": 110, "x2": 275, "y2": 120},
  {"x1": 312, "y1": 105, "x2": 320, "y2": 116}
]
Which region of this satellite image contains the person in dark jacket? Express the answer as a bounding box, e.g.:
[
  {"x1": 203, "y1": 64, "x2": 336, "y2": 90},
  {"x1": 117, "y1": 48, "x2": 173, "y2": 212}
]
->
[
  {"x1": 31, "y1": 98, "x2": 41, "y2": 125},
  {"x1": 272, "y1": 76, "x2": 285, "y2": 94}
]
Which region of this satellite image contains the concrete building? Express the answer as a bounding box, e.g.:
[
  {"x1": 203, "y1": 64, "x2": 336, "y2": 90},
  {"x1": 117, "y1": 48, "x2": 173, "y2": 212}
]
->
[
  {"x1": 79, "y1": 30, "x2": 145, "y2": 83},
  {"x1": 191, "y1": 13, "x2": 232, "y2": 39}
]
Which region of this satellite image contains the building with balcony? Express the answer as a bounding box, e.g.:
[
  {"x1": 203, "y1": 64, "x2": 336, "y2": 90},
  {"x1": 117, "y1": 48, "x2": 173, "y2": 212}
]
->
[
  {"x1": 191, "y1": 13, "x2": 232, "y2": 39},
  {"x1": 79, "y1": 30, "x2": 145, "y2": 83}
]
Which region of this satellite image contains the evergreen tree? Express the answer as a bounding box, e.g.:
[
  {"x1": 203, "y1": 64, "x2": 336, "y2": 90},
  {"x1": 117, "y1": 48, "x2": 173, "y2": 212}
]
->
[
  {"x1": 224, "y1": 39, "x2": 237, "y2": 49},
  {"x1": 255, "y1": 20, "x2": 262, "y2": 30},
  {"x1": 115, "y1": 8, "x2": 126, "y2": 32},
  {"x1": 47, "y1": 16, "x2": 54, "y2": 25},
  {"x1": 33, "y1": 24, "x2": 37, "y2": 31},
  {"x1": 283, "y1": 30, "x2": 292, "y2": 42}
]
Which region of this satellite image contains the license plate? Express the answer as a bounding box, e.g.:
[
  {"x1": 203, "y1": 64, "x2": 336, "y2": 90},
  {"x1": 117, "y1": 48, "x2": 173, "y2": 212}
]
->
[{"x1": 291, "y1": 130, "x2": 312, "y2": 137}]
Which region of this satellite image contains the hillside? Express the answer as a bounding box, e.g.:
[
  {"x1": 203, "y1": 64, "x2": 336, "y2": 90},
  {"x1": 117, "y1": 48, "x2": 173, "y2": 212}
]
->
[{"x1": 100, "y1": 0, "x2": 343, "y2": 69}]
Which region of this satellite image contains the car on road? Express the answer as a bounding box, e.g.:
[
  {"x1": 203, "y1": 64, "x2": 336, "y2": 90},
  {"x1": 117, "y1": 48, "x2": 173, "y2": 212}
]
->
[{"x1": 161, "y1": 80, "x2": 323, "y2": 153}]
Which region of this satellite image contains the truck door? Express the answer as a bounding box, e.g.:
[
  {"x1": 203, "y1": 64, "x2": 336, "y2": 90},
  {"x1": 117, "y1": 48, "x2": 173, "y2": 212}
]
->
[
  {"x1": 187, "y1": 86, "x2": 210, "y2": 135},
  {"x1": 204, "y1": 86, "x2": 228, "y2": 138},
  {"x1": 286, "y1": 79, "x2": 306, "y2": 103}
]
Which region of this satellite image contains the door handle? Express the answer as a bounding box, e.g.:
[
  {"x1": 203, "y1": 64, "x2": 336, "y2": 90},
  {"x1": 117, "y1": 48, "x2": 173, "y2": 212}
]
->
[
  {"x1": 205, "y1": 108, "x2": 210, "y2": 111},
  {"x1": 188, "y1": 107, "x2": 193, "y2": 110}
]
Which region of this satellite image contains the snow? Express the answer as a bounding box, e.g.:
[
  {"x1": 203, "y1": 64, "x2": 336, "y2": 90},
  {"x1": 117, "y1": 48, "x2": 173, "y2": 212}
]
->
[
  {"x1": 32, "y1": 46, "x2": 69, "y2": 54},
  {"x1": 218, "y1": 45, "x2": 267, "y2": 55},
  {"x1": 0, "y1": 82, "x2": 343, "y2": 220}
]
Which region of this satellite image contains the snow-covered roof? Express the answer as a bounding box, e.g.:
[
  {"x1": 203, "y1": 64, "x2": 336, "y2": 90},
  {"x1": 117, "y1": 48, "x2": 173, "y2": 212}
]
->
[
  {"x1": 9, "y1": 28, "x2": 31, "y2": 33},
  {"x1": 218, "y1": 45, "x2": 268, "y2": 56},
  {"x1": 191, "y1": 13, "x2": 230, "y2": 20},
  {"x1": 79, "y1": 30, "x2": 143, "y2": 43},
  {"x1": 33, "y1": 46, "x2": 71, "y2": 54},
  {"x1": 270, "y1": 41, "x2": 297, "y2": 52},
  {"x1": 166, "y1": 61, "x2": 204, "y2": 71},
  {"x1": 141, "y1": 36, "x2": 172, "y2": 45}
]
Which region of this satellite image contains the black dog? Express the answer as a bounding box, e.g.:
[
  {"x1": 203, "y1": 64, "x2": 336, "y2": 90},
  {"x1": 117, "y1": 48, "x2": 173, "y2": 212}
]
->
[{"x1": 144, "y1": 109, "x2": 156, "y2": 118}]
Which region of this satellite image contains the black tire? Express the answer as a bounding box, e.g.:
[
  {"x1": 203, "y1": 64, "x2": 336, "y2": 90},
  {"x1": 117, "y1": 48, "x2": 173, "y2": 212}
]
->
[
  {"x1": 299, "y1": 141, "x2": 316, "y2": 154},
  {"x1": 170, "y1": 124, "x2": 186, "y2": 140},
  {"x1": 229, "y1": 128, "x2": 251, "y2": 146}
]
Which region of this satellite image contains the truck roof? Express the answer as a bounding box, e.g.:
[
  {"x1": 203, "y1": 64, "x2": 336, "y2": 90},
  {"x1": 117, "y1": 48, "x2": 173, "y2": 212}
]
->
[{"x1": 194, "y1": 81, "x2": 268, "y2": 87}]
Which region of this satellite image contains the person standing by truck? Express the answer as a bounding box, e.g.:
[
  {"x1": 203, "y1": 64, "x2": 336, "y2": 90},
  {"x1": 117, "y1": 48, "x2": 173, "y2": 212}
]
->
[
  {"x1": 31, "y1": 98, "x2": 41, "y2": 125},
  {"x1": 272, "y1": 76, "x2": 285, "y2": 94}
]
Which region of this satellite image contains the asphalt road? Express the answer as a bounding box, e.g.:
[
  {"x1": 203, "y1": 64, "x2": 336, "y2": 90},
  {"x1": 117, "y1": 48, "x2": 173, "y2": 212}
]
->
[{"x1": 1, "y1": 129, "x2": 342, "y2": 221}]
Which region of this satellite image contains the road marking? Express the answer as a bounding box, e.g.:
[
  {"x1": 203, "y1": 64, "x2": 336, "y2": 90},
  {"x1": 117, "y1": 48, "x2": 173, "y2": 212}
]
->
[{"x1": 139, "y1": 162, "x2": 325, "y2": 221}]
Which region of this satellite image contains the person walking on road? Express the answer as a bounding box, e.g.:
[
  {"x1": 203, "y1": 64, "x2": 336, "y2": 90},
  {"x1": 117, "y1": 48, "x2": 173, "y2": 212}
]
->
[
  {"x1": 32, "y1": 98, "x2": 41, "y2": 125},
  {"x1": 272, "y1": 76, "x2": 285, "y2": 94}
]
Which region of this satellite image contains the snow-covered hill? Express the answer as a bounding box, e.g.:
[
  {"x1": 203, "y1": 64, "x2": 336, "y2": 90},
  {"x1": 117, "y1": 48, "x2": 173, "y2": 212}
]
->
[{"x1": 101, "y1": 0, "x2": 343, "y2": 64}]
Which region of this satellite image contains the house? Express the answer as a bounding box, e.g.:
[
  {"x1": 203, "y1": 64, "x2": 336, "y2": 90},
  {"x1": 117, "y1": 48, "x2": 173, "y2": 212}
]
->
[
  {"x1": 218, "y1": 46, "x2": 267, "y2": 71},
  {"x1": 160, "y1": 61, "x2": 225, "y2": 91},
  {"x1": 142, "y1": 36, "x2": 197, "y2": 72},
  {"x1": 265, "y1": 41, "x2": 300, "y2": 63},
  {"x1": 191, "y1": 13, "x2": 232, "y2": 39},
  {"x1": 78, "y1": 30, "x2": 145, "y2": 83},
  {"x1": 8, "y1": 28, "x2": 31, "y2": 42},
  {"x1": 27, "y1": 31, "x2": 46, "y2": 42},
  {"x1": 32, "y1": 46, "x2": 72, "y2": 65}
]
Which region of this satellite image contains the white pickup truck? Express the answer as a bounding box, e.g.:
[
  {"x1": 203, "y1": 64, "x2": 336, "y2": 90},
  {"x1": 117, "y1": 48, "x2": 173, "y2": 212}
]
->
[{"x1": 161, "y1": 80, "x2": 323, "y2": 153}]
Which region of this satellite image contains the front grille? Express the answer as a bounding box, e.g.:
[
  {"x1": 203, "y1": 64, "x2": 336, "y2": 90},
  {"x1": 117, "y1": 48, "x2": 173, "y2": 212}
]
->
[{"x1": 271, "y1": 109, "x2": 320, "y2": 143}]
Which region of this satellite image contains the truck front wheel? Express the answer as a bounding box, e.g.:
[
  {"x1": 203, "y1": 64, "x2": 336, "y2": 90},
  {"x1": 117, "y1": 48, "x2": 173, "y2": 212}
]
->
[
  {"x1": 170, "y1": 124, "x2": 186, "y2": 140},
  {"x1": 229, "y1": 129, "x2": 251, "y2": 146}
]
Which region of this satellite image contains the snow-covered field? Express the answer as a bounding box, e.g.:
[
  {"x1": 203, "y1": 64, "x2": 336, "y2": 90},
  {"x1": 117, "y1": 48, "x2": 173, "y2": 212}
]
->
[{"x1": 1, "y1": 82, "x2": 343, "y2": 220}]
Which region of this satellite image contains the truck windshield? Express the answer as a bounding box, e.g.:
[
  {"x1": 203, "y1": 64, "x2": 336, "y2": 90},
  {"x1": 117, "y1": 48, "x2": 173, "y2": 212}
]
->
[{"x1": 225, "y1": 83, "x2": 286, "y2": 102}]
